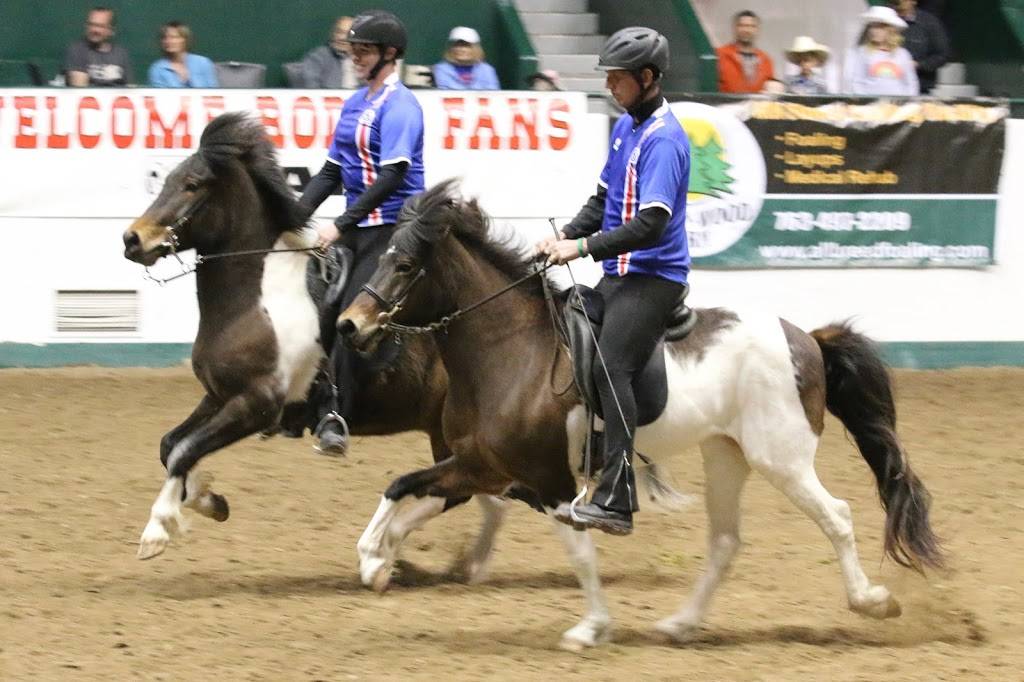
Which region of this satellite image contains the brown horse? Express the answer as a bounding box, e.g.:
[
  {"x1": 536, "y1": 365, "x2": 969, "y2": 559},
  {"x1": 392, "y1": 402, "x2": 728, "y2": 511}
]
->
[
  {"x1": 122, "y1": 114, "x2": 504, "y2": 574},
  {"x1": 339, "y1": 181, "x2": 944, "y2": 650}
]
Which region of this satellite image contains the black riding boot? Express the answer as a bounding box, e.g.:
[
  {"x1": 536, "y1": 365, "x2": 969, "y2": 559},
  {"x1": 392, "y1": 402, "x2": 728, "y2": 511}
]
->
[{"x1": 555, "y1": 450, "x2": 639, "y2": 536}]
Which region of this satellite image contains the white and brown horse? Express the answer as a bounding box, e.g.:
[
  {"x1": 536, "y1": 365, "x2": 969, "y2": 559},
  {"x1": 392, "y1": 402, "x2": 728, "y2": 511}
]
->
[{"x1": 339, "y1": 181, "x2": 944, "y2": 650}]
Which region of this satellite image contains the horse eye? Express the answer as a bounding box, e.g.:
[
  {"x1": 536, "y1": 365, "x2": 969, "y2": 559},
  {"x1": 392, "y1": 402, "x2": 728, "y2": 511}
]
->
[
  {"x1": 183, "y1": 180, "x2": 199, "y2": 192},
  {"x1": 395, "y1": 261, "x2": 414, "y2": 274}
]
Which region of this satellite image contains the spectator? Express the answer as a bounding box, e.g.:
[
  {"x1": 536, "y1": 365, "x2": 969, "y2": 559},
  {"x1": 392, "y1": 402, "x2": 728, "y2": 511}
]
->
[
  {"x1": 63, "y1": 6, "x2": 133, "y2": 86},
  {"x1": 433, "y1": 26, "x2": 500, "y2": 90},
  {"x1": 147, "y1": 22, "x2": 217, "y2": 88},
  {"x1": 716, "y1": 10, "x2": 775, "y2": 93},
  {"x1": 890, "y1": 0, "x2": 949, "y2": 94},
  {"x1": 784, "y1": 36, "x2": 830, "y2": 95},
  {"x1": 844, "y1": 6, "x2": 919, "y2": 96},
  {"x1": 301, "y1": 16, "x2": 359, "y2": 89},
  {"x1": 527, "y1": 69, "x2": 562, "y2": 91}
]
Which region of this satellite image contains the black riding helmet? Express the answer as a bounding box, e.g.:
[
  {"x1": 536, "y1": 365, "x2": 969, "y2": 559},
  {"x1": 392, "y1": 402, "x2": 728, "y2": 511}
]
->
[
  {"x1": 596, "y1": 26, "x2": 670, "y2": 78},
  {"x1": 348, "y1": 10, "x2": 408, "y2": 80}
]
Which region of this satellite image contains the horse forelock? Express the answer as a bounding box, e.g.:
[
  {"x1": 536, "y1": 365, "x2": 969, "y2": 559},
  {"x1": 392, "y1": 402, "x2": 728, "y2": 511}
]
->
[{"x1": 197, "y1": 113, "x2": 306, "y2": 233}]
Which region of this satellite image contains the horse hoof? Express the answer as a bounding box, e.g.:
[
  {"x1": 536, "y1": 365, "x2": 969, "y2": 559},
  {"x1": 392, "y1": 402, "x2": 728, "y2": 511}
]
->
[
  {"x1": 850, "y1": 586, "x2": 902, "y2": 620},
  {"x1": 653, "y1": 616, "x2": 700, "y2": 643},
  {"x1": 371, "y1": 566, "x2": 392, "y2": 593},
  {"x1": 137, "y1": 521, "x2": 169, "y2": 560},
  {"x1": 210, "y1": 493, "x2": 230, "y2": 522},
  {"x1": 558, "y1": 619, "x2": 612, "y2": 651}
]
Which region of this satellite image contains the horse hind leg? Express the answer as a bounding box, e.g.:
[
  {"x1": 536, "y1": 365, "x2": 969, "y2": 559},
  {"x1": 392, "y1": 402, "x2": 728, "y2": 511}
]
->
[
  {"x1": 445, "y1": 495, "x2": 507, "y2": 585},
  {"x1": 744, "y1": 426, "x2": 901, "y2": 620},
  {"x1": 656, "y1": 436, "x2": 749, "y2": 642}
]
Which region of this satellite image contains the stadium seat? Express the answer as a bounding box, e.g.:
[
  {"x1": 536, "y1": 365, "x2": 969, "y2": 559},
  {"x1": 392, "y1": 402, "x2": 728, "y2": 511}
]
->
[
  {"x1": 282, "y1": 61, "x2": 305, "y2": 88},
  {"x1": 214, "y1": 61, "x2": 267, "y2": 88}
]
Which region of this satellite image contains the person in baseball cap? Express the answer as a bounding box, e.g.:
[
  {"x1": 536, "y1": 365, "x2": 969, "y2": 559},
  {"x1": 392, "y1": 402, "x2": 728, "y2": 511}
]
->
[{"x1": 433, "y1": 25, "x2": 500, "y2": 89}]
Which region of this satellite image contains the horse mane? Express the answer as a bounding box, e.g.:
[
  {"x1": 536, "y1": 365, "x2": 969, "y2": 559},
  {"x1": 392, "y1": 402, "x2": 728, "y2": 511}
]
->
[
  {"x1": 396, "y1": 180, "x2": 545, "y2": 297},
  {"x1": 199, "y1": 112, "x2": 306, "y2": 232}
]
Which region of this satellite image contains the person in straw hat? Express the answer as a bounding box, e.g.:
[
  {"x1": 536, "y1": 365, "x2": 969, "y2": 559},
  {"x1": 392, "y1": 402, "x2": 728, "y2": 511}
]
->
[
  {"x1": 843, "y1": 5, "x2": 919, "y2": 96},
  {"x1": 783, "y1": 36, "x2": 830, "y2": 95}
]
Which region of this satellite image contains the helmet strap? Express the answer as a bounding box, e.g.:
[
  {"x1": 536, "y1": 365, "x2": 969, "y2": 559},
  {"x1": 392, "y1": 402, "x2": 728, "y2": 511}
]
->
[
  {"x1": 368, "y1": 45, "x2": 396, "y2": 81},
  {"x1": 627, "y1": 68, "x2": 661, "y2": 116}
]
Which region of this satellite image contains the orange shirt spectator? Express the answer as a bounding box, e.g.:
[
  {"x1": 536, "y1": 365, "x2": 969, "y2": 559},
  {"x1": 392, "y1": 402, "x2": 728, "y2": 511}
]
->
[{"x1": 716, "y1": 10, "x2": 775, "y2": 93}]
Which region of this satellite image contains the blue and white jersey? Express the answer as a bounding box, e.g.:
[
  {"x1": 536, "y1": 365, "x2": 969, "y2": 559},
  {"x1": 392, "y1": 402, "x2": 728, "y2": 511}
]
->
[
  {"x1": 598, "y1": 100, "x2": 691, "y2": 283},
  {"x1": 327, "y1": 72, "x2": 425, "y2": 226}
]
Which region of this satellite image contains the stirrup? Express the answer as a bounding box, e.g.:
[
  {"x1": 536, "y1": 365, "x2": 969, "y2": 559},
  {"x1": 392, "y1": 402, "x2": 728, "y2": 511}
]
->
[{"x1": 315, "y1": 411, "x2": 350, "y2": 439}]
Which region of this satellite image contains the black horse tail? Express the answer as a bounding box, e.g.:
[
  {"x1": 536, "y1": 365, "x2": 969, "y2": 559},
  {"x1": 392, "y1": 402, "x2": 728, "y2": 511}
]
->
[{"x1": 810, "y1": 322, "x2": 945, "y2": 573}]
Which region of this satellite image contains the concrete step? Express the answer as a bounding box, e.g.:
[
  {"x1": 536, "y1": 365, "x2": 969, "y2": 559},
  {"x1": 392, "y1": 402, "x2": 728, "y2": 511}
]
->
[
  {"x1": 531, "y1": 34, "x2": 606, "y2": 54},
  {"x1": 931, "y1": 83, "x2": 979, "y2": 98},
  {"x1": 520, "y1": 12, "x2": 599, "y2": 35},
  {"x1": 560, "y1": 75, "x2": 607, "y2": 92},
  {"x1": 515, "y1": 0, "x2": 588, "y2": 12},
  {"x1": 539, "y1": 53, "x2": 598, "y2": 73},
  {"x1": 937, "y1": 62, "x2": 967, "y2": 85}
]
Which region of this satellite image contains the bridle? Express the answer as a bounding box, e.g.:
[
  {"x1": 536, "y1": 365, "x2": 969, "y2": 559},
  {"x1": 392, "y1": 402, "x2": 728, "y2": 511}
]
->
[
  {"x1": 360, "y1": 260, "x2": 550, "y2": 336},
  {"x1": 141, "y1": 190, "x2": 320, "y2": 286}
]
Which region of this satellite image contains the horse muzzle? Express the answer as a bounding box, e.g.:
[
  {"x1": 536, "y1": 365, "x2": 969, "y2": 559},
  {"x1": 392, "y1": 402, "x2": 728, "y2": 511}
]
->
[
  {"x1": 123, "y1": 223, "x2": 171, "y2": 266},
  {"x1": 337, "y1": 310, "x2": 384, "y2": 353}
]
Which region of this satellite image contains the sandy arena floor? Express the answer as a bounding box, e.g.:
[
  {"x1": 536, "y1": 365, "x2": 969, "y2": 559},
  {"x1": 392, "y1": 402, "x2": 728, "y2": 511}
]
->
[{"x1": 1, "y1": 366, "x2": 1022, "y2": 680}]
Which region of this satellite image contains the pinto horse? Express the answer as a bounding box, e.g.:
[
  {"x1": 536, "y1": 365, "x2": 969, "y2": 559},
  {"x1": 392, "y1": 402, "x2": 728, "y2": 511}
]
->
[
  {"x1": 121, "y1": 114, "x2": 507, "y2": 574},
  {"x1": 338, "y1": 181, "x2": 944, "y2": 650}
]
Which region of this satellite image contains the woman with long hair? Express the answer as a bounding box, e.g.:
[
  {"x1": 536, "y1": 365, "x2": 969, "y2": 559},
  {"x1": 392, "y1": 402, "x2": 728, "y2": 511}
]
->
[
  {"x1": 844, "y1": 6, "x2": 918, "y2": 96},
  {"x1": 432, "y1": 26, "x2": 499, "y2": 90}
]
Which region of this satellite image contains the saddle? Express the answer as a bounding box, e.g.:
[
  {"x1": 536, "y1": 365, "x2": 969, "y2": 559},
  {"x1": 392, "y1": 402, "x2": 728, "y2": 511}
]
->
[
  {"x1": 306, "y1": 243, "x2": 353, "y2": 352},
  {"x1": 564, "y1": 284, "x2": 697, "y2": 426}
]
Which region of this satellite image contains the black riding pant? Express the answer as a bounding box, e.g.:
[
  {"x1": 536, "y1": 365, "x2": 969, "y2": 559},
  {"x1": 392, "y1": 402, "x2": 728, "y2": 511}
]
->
[
  {"x1": 592, "y1": 274, "x2": 685, "y2": 480},
  {"x1": 320, "y1": 224, "x2": 395, "y2": 424}
]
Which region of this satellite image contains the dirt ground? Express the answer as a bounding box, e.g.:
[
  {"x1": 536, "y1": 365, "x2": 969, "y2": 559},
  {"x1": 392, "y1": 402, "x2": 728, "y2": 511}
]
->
[{"x1": 1, "y1": 366, "x2": 1022, "y2": 681}]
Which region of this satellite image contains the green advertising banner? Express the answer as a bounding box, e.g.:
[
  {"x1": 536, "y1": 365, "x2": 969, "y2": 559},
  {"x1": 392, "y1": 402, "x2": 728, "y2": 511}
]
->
[{"x1": 669, "y1": 98, "x2": 1006, "y2": 267}]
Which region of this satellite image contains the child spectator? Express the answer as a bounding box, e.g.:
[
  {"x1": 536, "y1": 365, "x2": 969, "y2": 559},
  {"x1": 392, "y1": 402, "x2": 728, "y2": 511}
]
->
[
  {"x1": 433, "y1": 26, "x2": 500, "y2": 90},
  {"x1": 784, "y1": 36, "x2": 830, "y2": 95}
]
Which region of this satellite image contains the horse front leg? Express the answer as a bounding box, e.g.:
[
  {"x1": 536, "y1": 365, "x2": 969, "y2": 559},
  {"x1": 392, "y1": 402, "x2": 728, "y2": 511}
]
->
[
  {"x1": 357, "y1": 456, "x2": 493, "y2": 591},
  {"x1": 547, "y1": 511, "x2": 612, "y2": 651},
  {"x1": 137, "y1": 389, "x2": 279, "y2": 559}
]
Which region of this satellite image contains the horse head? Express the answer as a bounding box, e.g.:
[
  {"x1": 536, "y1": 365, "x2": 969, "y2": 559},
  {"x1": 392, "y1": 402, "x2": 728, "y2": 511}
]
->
[
  {"x1": 123, "y1": 112, "x2": 304, "y2": 266},
  {"x1": 339, "y1": 180, "x2": 467, "y2": 351}
]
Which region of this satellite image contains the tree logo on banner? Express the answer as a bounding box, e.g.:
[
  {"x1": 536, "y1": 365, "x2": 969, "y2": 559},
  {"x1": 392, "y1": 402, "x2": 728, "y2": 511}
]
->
[{"x1": 672, "y1": 102, "x2": 766, "y2": 258}]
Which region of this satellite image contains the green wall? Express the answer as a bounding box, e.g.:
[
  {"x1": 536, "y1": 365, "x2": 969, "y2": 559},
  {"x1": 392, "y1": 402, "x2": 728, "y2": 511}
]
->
[{"x1": 0, "y1": 0, "x2": 522, "y2": 87}]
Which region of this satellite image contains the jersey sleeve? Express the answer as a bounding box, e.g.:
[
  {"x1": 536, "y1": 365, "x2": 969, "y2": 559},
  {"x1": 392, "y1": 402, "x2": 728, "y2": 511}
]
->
[
  {"x1": 379, "y1": 96, "x2": 424, "y2": 166},
  {"x1": 636, "y1": 136, "x2": 687, "y2": 215}
]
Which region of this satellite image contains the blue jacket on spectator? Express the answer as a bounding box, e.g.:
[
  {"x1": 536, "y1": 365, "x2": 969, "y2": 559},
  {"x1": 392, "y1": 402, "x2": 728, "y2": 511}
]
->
[
  {"x1": 148, "y1": 53, "x2": 218, "y2": 88},
  {"x1": 432, "y1": 60, "x2": 500, "y2": 90}
]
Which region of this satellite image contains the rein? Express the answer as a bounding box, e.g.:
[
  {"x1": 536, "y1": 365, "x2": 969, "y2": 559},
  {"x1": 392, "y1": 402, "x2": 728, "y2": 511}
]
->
[
  {"x1": 365, "y1": 260, "x2": 551, "y2": 335},
  {"x1": 141, "y1": 192, "x2": 322, "y2": 286}
]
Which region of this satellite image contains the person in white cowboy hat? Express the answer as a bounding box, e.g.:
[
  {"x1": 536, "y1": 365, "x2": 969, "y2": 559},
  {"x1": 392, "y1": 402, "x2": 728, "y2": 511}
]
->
[
  {"x1": 843, "y1": 5, "x2": 919, "y2": 96},
  {"x1": 432, "y1": 25, "x2": 500, "y2": 90},
  {"x1": 783, "y1": 36, "x2": 830, "y2": 95}
]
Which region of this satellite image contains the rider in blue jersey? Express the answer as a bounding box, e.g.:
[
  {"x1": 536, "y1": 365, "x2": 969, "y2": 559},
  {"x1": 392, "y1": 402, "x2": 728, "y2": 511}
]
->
[
  {"x1": 298, "y1": 10, "x2": 425, "y2": 455},
  {"x1": 538, "y1": 27, "x2": 691, "y2": 535}
]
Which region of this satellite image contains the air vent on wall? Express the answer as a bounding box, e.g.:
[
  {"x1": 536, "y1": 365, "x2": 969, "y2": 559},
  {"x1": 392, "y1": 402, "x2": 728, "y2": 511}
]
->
[{"x1": 55, "y1": 290, "x2": 139, "y2": 334}]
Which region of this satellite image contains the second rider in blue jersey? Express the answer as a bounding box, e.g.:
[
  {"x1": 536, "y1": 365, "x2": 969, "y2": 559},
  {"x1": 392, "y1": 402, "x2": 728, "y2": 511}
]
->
[{"x1": 538, "y1": 27, "x2": 692, "y2": 536}]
